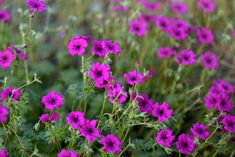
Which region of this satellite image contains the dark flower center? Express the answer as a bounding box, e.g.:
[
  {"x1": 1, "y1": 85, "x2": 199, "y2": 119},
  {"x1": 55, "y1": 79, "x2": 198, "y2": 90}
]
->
[
  {"x1": 33, "y1": 3, "x2": 39, "y2": 8},
  {"x1": 131, "y1": 76, "x2": 136, "y2": 81},
  {"x1": 206, "y1": 58, "x2": 212, "y2": 64},
  {"x1": 2, "y1": 55, "x2": 8, "y2": 61},
  {"x1": 73, "y1": 117, "x2": 78, "y2": 123},
  {"x1": 210, "y1": 98, "x2": 216, "y2": 104},
  {"x1": 109, "y1": 46, "x2": 113, "y2": 50},
  {"x1": 0, "y1": 14, "x2": 3, "y2": 19},
  {"x1": 182, "y1": 142, "x2": 188, "y2": 148},
  {"x1": 141, "y1": 101, "x2": 147, "y2": 106},
  {"x1": 220, "y1": 100, "x2": 226, "y2": 107},
  {"x1": 87, "y1": 128, "x2": 94, "y2": 134},
  {"x1": 50, "y1": 98, "x2": 56, "y2": 104},
  {"x1": 228, "y1": 122, "x2": 234, "y2": 127},
  {"x1": 202, "y1": 34, "x2": 207, "y2": 39},
  {"x1": 197, "y1": 129, "x2": 203, "y2": 134},
  {"x1": 76, "y1": 45, "x2": 81, "y2": 49},
  {"x1": 96, "y1": 70, "x2": 103, "y2": 77},
  {"x1": 184, "y1": 56, "x2": 189, "y2": 61},
  {"x1": 161, "y1": 134, "x2": 167, "y2": 140},
  {"x1": 108, "y1": 141, "x2": 114, "y2": 147},
  {"x1": 134, "y1": 26, "x2": 140, "y2": 31},
  {"x1": 158, "y1": 109, "x2": 164, "y2": 115},
  {"x1": 96, "y1": 46, "x2": 102, "y2": 52}
]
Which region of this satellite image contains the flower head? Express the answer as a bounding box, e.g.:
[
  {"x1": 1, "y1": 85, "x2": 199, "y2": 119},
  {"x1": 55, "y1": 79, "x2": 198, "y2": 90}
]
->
[
  {"x1": 10, "y1": 45, "x2": 28, "y2": 61},
  {"x1": 103, "y1": 40, "x2": 122, "y2": 55},
  {"x1": 200, "y1": 52, "x2": 219, "y2": 69},
  {"x1": 26, "y1": 0, "x2": 47, "y2": 13},
  {"x1": 0, "y1": 48, "x2": 15, "y2": 69},
  {"x1": 152, "y1": 102, "x2": 173, "y2": 122},
  {"x1": 216, "y1": 94, "x2": 232, "y2": 113},
  {"x1": 129, "y1": 19, "x2": 148, "y2": 36},
  {"x1": 66, "y1": 111, "x2": 85, "y2": 130},
  {"x1": 67, "y1": 36, "x2": 88, "y2": 56},
  {"x1": 136, "y1": 93, "x2": 154, "y2": 114},
  {"x1": 0, "y1": 87, "x2": 21, "y2": 102},
  {"x1": 108, "y1": 82, "x2": 127, "y2": 104},
  {"x1": 89, "y1": 62, "x2": 111, "y2": 81},
  {"x1": 155, "y1": 15, "x2": 171, "y2": 32},
  {"x1": 176, "y1": 134, "x2": 196, "y2": 155},
  {"x1": 0, "y1": 103, "x2": 9, "y2": 123},
  {"x1": 157, "y1": 47, "x2": 176, "y2": 59},
  {"x1": 171, "y1": 1, "x2": 189, "y2": 14},
  {"x1": 190, "y1": 123, "x2": 210, "y2": 140},
  {"x1": 222, "y1": 115, "x2": 235, "y2": 133},
  {"x1": 198, "y1": 0, "x2": 216, "y2": 13},
  {"x1": 57, "y1": 149, "x2": 80, "y2": 157},
  {"x1": 92, "y1": 40, "x2": 108, "y2": 58},
  {"x1": 100, "y1": 134, "x2": 122, "y2": 153},
  {"x1": 41, "y1": 91, "x2": 64, "y2": 110},
  {"x1": 210, "y1": 80, "x2": 234, "y2": 95},
  {"x1": 156, "y1": 128, "x2": 175, "y2": 148},
  {"x1": 176, "y1": 49, "x2": 197, "y2": 65},
  {"x1": 80, "y1": 119, "x2": 101, "y2": 142},
  {"x1": 196, "y1": 28, "x2": 214, "y2": 44},
  {"x1": 0, "y1": 149, "x2": 8, "y2": 157},
  {"x1": 123, "y1": 70, "x2": 144, "y2": 85},
  {"x1": 0, "y1": 9, "x2": 10, "y2": 23},
  {"x1": 143, "y1": 1, "x2": 161, "y2": 11},
  {"x1": 204, "y1": 92, "x2": 219, "y2": 109},
  {"x1": 40, "y1": 112, "x2": 60, "y2": 123}
]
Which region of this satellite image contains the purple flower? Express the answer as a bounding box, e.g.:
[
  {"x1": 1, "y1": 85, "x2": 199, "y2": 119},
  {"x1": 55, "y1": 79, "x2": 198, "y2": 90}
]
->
[
  {"x1": 200, "y1": 52, "x2": 219, "y2": 69},
  {"x1": 129, "y1": 19, "x2": 148, "y2": 36},
  {"x1": 89, "y1": 62, "x2": 111, "y2": 81},
  {"x1": 80, "y1": 119, "x2": 101, "y2": 142},
  {"x1": 136, "y1": 93, "x2": 154, "y2": 114},
  {"x1": 0, "y1": 87, "x2": 21, "y2": 102},
  {"x1": 196, "y1": 28, "x2": 214, "y2": 44},
  {"x1": 66, "y1": 111, "x2": 85, "y2": 130},
  {"x1": 57, "y1": 149, "x2": 80, "y2": 157},
  {"x1": 100, "y1": 134, "x2": 122, "y2": 153},
  {"x1": 190, "y1": 123, "x2": 211, "y2": 140},
  {"x1": 0, "y1": 9, "x2": 10, "y2": 23},
  {"x1": 176, "y1": 134, "x2": 196, "y2": 155},
  {"x1": 152, "y1": 102, "x2": 173, "y2": 122},
  {"x1": 0, "y1": 149, "x2": 8, "y2": 157},
  {"x1": 10, "y1": 45, "x2": 28, "y2": 61},
  {"x1": 169, "y1": 19, "x2": 190, "y2": 40},
  {"x1": 41, "y1": 91, "x2": 64, "y2": 110},
  {"x1": 156, "y1": 128, "x2": 175, "y2": 148},
  {"x1": 155, "y1": 15, "x2": 171, "y2": 32},
  {"x1": 138, "y1": 14, "x2": 157, "y2": 24},
  {"x1": 211, "y1": 80, "x2": 234, "y2": 95},
  {"x1": 0, "y1": 48, "x2": 15, "y2": 69},
  {"x1": 108, "y1": 82, "x2": 127, "y2": 104},
  {"x1": 216, "y1": 94, "x2": 232, "y2": 113},
  {"x1": 171, "y1": 1, "x2": 189, "y2": 14},
  {"x1": 176, "y1": 49, "x2": 197, "y2": 65},
  {"x1": 157, "y1": 47, "x2": 176, "y2": 59},
  {"x1": 26, "y1": 0, "x2": 47, "y2": 13},
  {"x1": 40, "y1": 112, "x2": 60, "y2": 123},
  {"x1": 92, "y1": 40, "x2": 108, "y2": 58},
  {"x1": 143, "y1": 1, "x2": 161, "y2": 11},
  {"x1": 198, "y1": 0, "x2": 216, "y2": 13},
  {"x1": 103, "y1": 40, "x2": 122, "y2": 55},
  {"x1": 0, "y1": 102, "x2": 9, "y2": 123},
  {"x1": 123, "y1": 70, "x2": 144, "y2": 85},
  {"x1": 204, "y1": 92, "x2": 219, "y2": 109},
  {"x1": 67, "y1": 36, "x2": 88, "y2": 56},
  {"x1": 221, "y1": 115, "x2": 235, "y2": 133}
]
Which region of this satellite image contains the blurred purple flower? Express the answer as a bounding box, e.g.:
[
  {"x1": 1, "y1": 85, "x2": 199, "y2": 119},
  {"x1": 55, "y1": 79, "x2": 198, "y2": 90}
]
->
[
  {"x1": 129, "y1": 19, "x2": 148, "y2": 36},
  {"x1": 200, "y1": 51, "x2": 219, "y2": 69},
  {"x1": 171, "y1": 1, "x2": 189, "y2": 14},
  {"x1": 100, "y1": 134, "x2": 122, "y2": 153},
  {"x1": 191, "y1": 123, "x2": 211, "y2": 140},
  {"x1": 26, "y1": 0, "x2": 47, "y2": 13},
  {"x1": 198, "y1": 0, "x2": 216, "y2": 13},
  {"x1": 41, "y1": 91, "x2": 64, "y2": 110},
  {"x1": 123, "y1": 70, "x2": 144, "y2": 85},
  {"x1": 156, "y1": 128, "x2": 175, "y2": 147},
  {"x1": 176, "y1": 134, "x2": 196, "y2": 155},
  {"x1": 0, "y1": 9, "x2": 10, "y2": 23},
  {"x1": 67, "y1": 36, "x2": 88, "y2": 56},
  {"x1": 152, "y1": 102, "x2": 173, "y2": 122},
  {"x1": 57, "y1": 149, "x2": 80, "y2": 157}
]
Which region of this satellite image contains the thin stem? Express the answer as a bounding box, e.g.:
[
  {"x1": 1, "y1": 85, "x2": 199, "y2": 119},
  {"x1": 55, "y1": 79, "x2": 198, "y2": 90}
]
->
[{"x1": 98, "y1": 90, "x2": 107, "y2": 128}]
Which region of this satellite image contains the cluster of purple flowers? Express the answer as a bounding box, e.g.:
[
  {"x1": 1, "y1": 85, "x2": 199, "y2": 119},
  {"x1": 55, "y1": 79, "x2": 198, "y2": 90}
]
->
[
  {"x1": 204, "y1": 80, "x2": 235, "y2": 133},
  {"x1": 0, "y1": 87, "x2": 21, "y2": 102},
  {"x1": 156, "y1": 46, "x2": 219, "y2": 69},
  {"x1": 66, "y1": 110, "x2": 122, "y2": 153},
  {"x1": 40, "y1": 91, "x2": 64, "y2": 123},
  {"x1": 156, "y1": 122, "x2": 211, "y2": 155}
]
